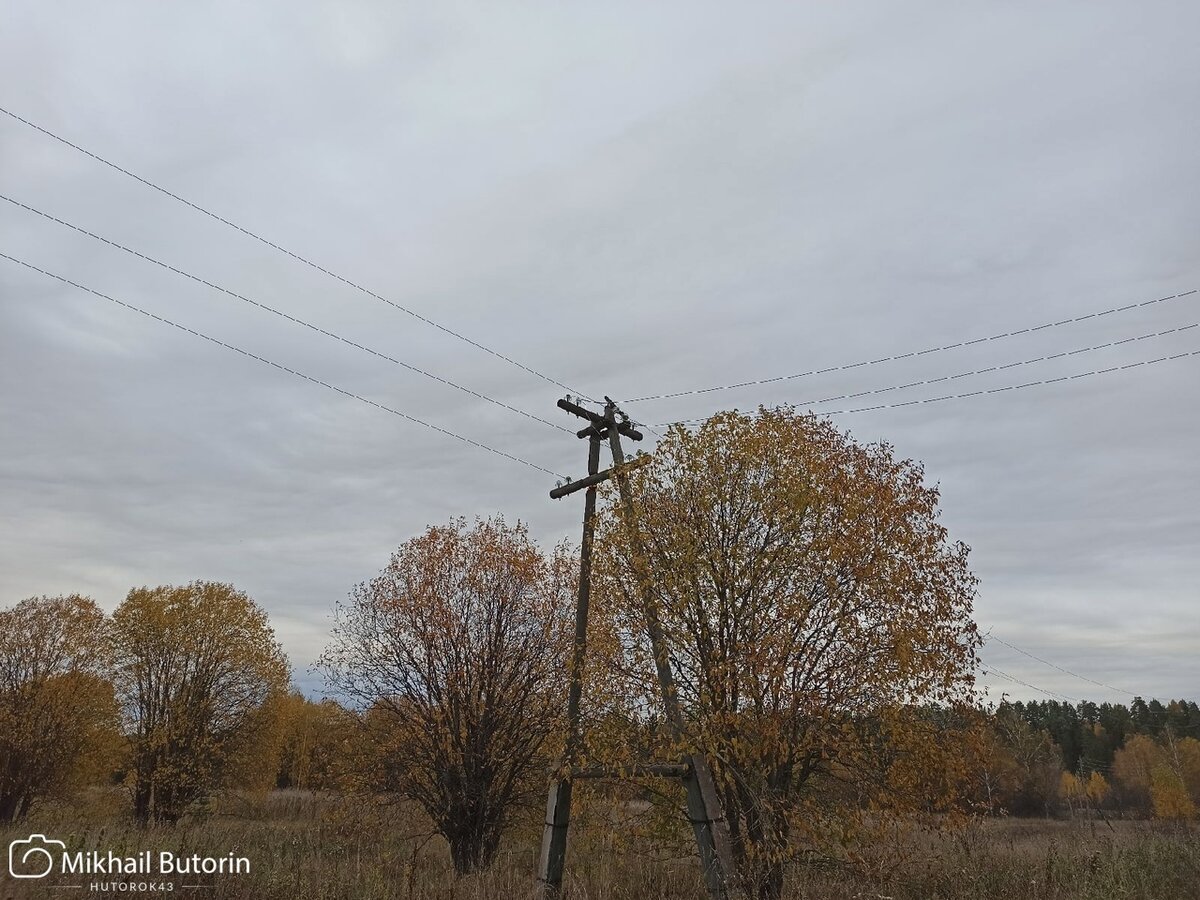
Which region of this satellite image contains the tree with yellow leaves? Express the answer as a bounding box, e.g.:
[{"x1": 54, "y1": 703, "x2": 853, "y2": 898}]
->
[
  {"x1": 591, "y1": 409, "x2": 981, "y2": 900},
  {"x1": 274, "y1": 692, "x2": 357, "y2": 791},
  {"x1": 1061, "y1": 769, "x2": 1111, "y2": 818},
  {"x1": 1085, "y1": 770, "x2": 1110, "y2": 807},
  {"x1": 1152, "y1": 731, "x2": 1200, "y2": 821},
  {"x1": 321, "y1": 517, "x2": 573, "y2": 874},
  {"x1": 1112, "y1": 731, "x2": 1200, "y2": 820},
  {"x1": 1113, "y1": 732, "x2": 1159, "y2": 815},
  {"x1": 0, "y1": 594, "x2": 117, "y2": 822},
  {"x1": 1173, "y1": 736, "x2": 1200, "y2": 800},
  {"x1": 110, "y1": 581, "x2": 290, "y2": 824},
  {"x1": 1151, "y1": 766, "x2": 1197, "y2": 820},
  {"x1": 1060, "y1": 771, "x2": 1084, "y2": 816}
]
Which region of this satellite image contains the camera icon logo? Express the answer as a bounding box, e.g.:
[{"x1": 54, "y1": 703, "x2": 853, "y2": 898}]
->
[{"x1": 8, "y1": 834, "x2": 65, "y2": 879}]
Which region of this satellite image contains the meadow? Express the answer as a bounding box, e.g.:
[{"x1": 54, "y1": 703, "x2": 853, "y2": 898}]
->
[{"x1": 2, "y1": 791, "x2": 1197, "y2": 900}]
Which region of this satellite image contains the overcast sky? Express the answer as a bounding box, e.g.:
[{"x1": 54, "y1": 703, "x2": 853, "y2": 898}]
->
[{"x1": 2, "y1": 2, "x2": 1197, "y2": 703}]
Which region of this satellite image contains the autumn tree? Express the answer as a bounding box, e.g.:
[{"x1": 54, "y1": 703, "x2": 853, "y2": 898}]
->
[
  {"x1": 1150, "y1": 766, "x2": 1197, "y2": 820},
  {"x1": 321, "y1": 517, "x2": 572, "y2": 875},
  {"x1": 972, "y1": 712, "x2": 1023, "y2": 815},
  {"x1": 274, "y1": 692, "x2": 357, "y2": 791},
  {"x1": 591, "y1": 409, "x2": 980, "y2": 900},
  {"x1": 1151, "y1": 732, "x2": 1200, "y2": 820},
  {"x1": 1112, "y1": 733, "x2": 1161, "y2": 816},
  {"x1": 987, "y1": 705, "x2": 1063, "y2": 816},
  {"x1": 965, "y1": 705, "x2": 1063, "y2": 817},
  {"x1": 1085, "y1": 770, "x2": 1111, "y2": 809},
  {"x1": 0, "y1": 595, "x2": 117, "y2": 822},
  {"x1": 1112, "y1": 731, "x2": 1200, "y2": 820},
  {"x1": 1173, "y1": 735, "x2": 1200, "y2": 801},
  {"x1": 110, "y1": 581, "x2": 290, "y2": 824},
  {"x1": 1059, "y1": 771, "x2": 1083, "y2": 816}
]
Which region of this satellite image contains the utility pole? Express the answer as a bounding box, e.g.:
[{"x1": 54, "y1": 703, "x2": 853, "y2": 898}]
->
[
  {"x1": 537, "y1": 407, "x2": 604, "y2": 895},
  {"x1": 537, "y1": 397, "x2": 737, "y2": 900}
]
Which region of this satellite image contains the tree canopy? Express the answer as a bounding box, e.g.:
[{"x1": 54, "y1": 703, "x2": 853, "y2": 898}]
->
[
  {"x1": 0, "y1": 594, "x2": 115, "y2": 822},
  {"x1": 111, "y1": 581, "x2": 290, "y2": 823},
  {"x1": 321, "y1": 517, "x2": 573, "y2": 874},
  {"x1": 590, "y1": 409, "x2": 981, "y2": 898}
]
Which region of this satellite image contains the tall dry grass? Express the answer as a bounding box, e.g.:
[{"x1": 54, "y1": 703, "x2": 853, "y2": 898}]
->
[{"x1": 1, "y1": 791, "x2": 1196, "y2": 899}]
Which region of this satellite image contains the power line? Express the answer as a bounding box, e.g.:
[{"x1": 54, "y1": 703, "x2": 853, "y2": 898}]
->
[
  {"x1": 655, "y1": 345, "x2": 1200, "y2": 425},
  {"x1": 979, "y1": 664, "x2": 1083, "y2": 704},
  {"x1": 985, "y1": 634, "x2": 1137, "y2": 697},
  {"x1": 820, "y1": 348, "x2": 1200, "y2": 415},
  {"x1": 0, "y1": 192, "x2": 572, "y2": 435},
  {"x1": 0, "y1": 251, "x2": 566, "y2": 479},
  {"x1": 624, "y1": 288, "x2": 1197, "y2": 404},
  {"x1": 659, "y1": 320, "x2": 1200, "y2": 426},
  {"x1": 977, "y1": 665, "x2": 1198, "y2": 725},
  {"x1": 0, "y1": 104, "x2": 595, "y2": 402}
]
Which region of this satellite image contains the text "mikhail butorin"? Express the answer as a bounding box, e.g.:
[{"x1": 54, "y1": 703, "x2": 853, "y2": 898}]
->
[{"x1": 63, "y1": 850, "x2": 250, "y2": 876}]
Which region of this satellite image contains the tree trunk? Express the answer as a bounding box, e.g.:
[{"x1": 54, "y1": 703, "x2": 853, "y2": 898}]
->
[
  {"x1": 132, "y1": 773, "x2": 153, "y2": 825},
  {"x1": 0, "y1": 791, "x2": 23, "y2": 824},
  {"x1": 446, "y1": 819, "x2": 502, "y2": 875}
]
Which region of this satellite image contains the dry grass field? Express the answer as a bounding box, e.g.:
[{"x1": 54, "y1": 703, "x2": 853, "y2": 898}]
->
[{"x1": 2, "y1": 791, "x2": 1197, "y2": 900}]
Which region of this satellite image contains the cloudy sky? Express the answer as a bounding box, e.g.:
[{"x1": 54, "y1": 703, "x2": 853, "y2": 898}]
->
[{"x1": 2, "y1": 2, "x2": 1197, "y2": 702}]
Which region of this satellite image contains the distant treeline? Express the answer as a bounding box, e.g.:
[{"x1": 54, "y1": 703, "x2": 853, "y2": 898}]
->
[
  {"x1": 1004, "y1": 697, "x2": 1200, "y2": 775},
  {"x1": 968, "y1": 698, "x2": 1200, "y2": 820}
]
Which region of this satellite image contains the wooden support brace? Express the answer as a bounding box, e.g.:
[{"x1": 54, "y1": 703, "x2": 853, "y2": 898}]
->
[{"x1": 570, "y1": 762, "x2": 691, "y2": 779}]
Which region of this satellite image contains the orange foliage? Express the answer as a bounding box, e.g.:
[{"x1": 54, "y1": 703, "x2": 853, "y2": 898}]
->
[
  {"x1": 590, "y1": 408, "x2": 981, "y2": 897},
  {"x1": 321, "y1": 517, "x2": 573, "y2": 874},
  {"x1": 0, "y1": 595, "x2": 116, "y2": 822},
  {"x1": 110, "y1": 581, "x2": 290, "y2": 824}
]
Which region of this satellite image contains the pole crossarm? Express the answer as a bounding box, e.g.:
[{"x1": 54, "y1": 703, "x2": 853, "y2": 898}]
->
[
  {"x1": 557, "y1": 397, "x2": 644, "y2": 441},
  {"x1": 548, "y1": 456, "x2": 649, "y2": 500}
]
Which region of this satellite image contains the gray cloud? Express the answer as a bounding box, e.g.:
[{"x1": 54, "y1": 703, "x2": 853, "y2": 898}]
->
[{"x1": 2, "y1": 1, "x2": 1197, "y2": 702}]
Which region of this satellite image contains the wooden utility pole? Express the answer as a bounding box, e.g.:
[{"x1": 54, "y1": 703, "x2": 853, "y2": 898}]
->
[
  {"x1": 537, "y1": 398, "x2": 736, "y2": 900},
  {"x1": 537, "y1": 411, "x2": 604, "y2": 893}
]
